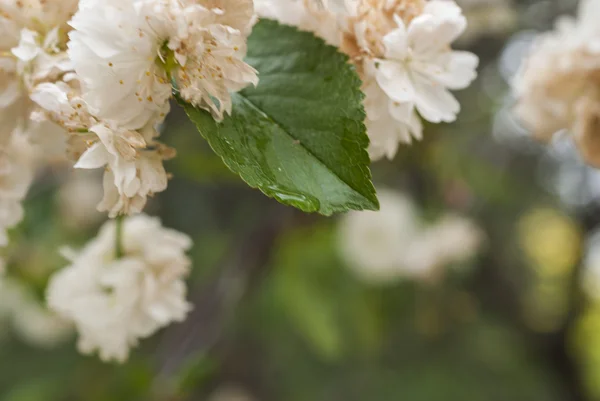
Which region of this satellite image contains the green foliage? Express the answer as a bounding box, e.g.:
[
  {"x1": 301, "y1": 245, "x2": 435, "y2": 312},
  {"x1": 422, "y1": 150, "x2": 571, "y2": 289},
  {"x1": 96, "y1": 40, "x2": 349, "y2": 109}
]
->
[
  {"x1": 243, "y1": 223, "x2": 565, "y2": 401},
  {"x1": 260, "y1": 225, "x2": 383, "y2": 361},
  {"x1": 179, "y1": 20, "x2": 378, "y2": 215},
  {"x1": 3, "y1": 379, "x2": 61, "y2": 401}
]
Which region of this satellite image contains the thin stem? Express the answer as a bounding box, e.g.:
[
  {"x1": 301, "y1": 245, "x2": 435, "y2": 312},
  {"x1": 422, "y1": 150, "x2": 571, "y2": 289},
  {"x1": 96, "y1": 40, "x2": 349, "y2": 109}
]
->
[{"x1": 115, "y1": 215, "x2": 125, "y2": 259}]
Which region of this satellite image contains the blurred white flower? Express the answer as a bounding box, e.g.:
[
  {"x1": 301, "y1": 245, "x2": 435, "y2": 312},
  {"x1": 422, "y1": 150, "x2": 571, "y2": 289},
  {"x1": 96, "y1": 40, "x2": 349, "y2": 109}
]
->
[
  {"x1": 514, "y1": 0, "x2": 600, "y2": 167},
  {"x1": 12, "y1": 27, "x2": 72, "y2": 90},
  {"x1": 338, "y1": 189, "x2": 421, "y2": 283},
  {"x1": 0, "y1": 0, "x2": 79, "y2": 31},
  {"x1": 540, "y1": 135, "x2": 600, "y2": 209},
  {"x1": 338, "y1": 188, "x2": 484, "y2": 284},
  {"x1": 58, "y1": 170, "x2": 105, "y2": 228},
  {"x1": 429, "y1": 214, "x2": 485, "y2": 264},
  {"x1": 0, "y1": 1, "x2": 75, "y2": 248},
  {"x1": 0, "y1": 132, "x2": 35, "y2": 247},
  {"x1": 47, "y1": 214, "x2": 193, "y2": 362},
  {"x1": 0, "y1": 276, "x2": 72, "y2": 348},
  {"x1": 406, "y1": 214, "x2": 485, "y2": 277}
]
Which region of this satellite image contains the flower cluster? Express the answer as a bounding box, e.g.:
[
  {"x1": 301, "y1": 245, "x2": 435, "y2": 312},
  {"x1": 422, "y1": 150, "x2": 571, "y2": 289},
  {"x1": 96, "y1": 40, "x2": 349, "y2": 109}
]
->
[
  {"x1": 47, "y1": 214, "x2": 193, "y2": 362},
  {"x1": 0, "y1": 0, "x2": 78, "y2": 249},
  {"x1": 256, "y1": 0, "x2": 479, "y2": 160},
  {"x1": 514, "y1": 0, "x2": 600, "y2": 167},
  {"x1": 2, "y1": 0, "x2": 257, "y2": 221},
  {"x1": 338, "y1": 188, "x2": 484, "y2": 284},
  {"x1": 1, "y1": 1, "x2": 258, "y2": 360}
]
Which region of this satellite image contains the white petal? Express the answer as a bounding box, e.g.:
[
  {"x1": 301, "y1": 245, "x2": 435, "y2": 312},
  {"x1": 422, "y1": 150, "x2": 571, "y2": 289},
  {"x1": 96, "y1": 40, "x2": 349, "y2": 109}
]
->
[
  {"x1": 383, "y1": 16, "x2": 408, "y2": 60},
  {"x1": 423, "y1": 51, "x2": 479, "y2": 90},
  {"x1": 408, "y1": 13, "x2": 466, "y2": 58},
  {"x1": 412, "y1": 75, "x2": 460, "y2": 123},
  {"x1": 11, "y1": 29, "x2": 40, "y2": 62},
  {"x1": 374, "y1": 60, "x2": 415, "y2": 103},
  {"x1": 30, "y1": 83, "x2": 71, "y2": 114},
  {"x1": 75, "y1": 143, "x2": 110, "y2": 169},
  {"x1": 388, "y1": 101, "x2": 414, "y2": 123}
]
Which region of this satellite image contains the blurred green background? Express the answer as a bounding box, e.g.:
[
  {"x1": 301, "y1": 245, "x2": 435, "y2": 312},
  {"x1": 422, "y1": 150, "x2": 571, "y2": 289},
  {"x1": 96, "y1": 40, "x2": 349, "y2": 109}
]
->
[{"x1": 5, "y1": 0, "x2": 600, "y2": 400}]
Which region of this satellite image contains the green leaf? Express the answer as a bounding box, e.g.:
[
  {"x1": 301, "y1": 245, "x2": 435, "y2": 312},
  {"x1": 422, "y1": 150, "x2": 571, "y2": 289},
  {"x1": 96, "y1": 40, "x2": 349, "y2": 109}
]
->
[{"x1": 178, "y1": 19, "x2": 378, "y2": 215}]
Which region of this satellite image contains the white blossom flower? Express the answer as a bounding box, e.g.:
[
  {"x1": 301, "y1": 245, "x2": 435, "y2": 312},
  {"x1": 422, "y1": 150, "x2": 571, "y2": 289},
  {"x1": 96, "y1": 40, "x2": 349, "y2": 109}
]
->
[
  {"x1": 402, "y1": 213, "x2": 484, "y2": 278},
  {"x1": 514, "y1": 0, "x2": 600, "y2": 166},
  {"x1": 338, "y1": 189, "x2": 421, "y2": 283},
  {"x1": 363, "y1": 79, "x2": 422, "y2": 160},
  {"x1": 66, "y1": 0, "x2": 172, "y2": 129},
  {"x1": 31, "y1": 81, "x2": 175, "y2": 217},
  {"x1": 92, "y1": 141, "x2": 175, "y2": 218},
  {"x1": 425, "y1": 214, "x2": 485, "y2": 265},
  {"x1": 172, "y1": 12, "x2": 259, "y2": 119},
  {"x1": 68, "y1": 0, "x2": 257, "y2": 126},
  {"x1": 338, "y1": 188, "x2": 484, "y2": 284},
  {"x1": 0, "y1": 0, "x2": 77, "y2": 140},
  {"x1": 0, "y1": 2, "x2": 73, "y2": 226},
  {"x1": 257, "y1": 0, "x2": 478, "y2": 160},
  {"x1": 46, "y1": 214, "x2": 193, "y2": 363},
  {"x1": 371, "y1": 4, "x2": 477, "y2": 124},
  {"x1": 348, "y1": 0, "x2": 478, "y2": 159},
  {"x1": 73, "y1": 120, "x2": 175, "y2": 217}
]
